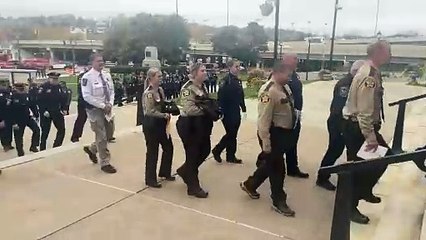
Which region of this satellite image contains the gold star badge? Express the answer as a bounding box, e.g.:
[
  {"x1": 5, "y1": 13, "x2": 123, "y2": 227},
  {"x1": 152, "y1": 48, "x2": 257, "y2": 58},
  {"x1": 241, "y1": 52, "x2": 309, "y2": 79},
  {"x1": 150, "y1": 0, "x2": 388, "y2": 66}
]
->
[
  {"x1": 182, "y1": 89, "x2": 190, "y2": 97},
  {"x1": 260, "y1": 94, "x2": 270, "y2": 103},
  {"x1": 364, "y1": 77, "x2": 376, "y2": 88}
]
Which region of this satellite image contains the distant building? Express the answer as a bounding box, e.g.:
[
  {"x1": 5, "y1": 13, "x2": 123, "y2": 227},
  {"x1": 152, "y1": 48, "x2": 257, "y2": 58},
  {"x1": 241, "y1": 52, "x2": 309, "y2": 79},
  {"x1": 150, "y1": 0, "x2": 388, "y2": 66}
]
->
[{"x1": 95, "y1": 19, "x2": 111, "y2": 34}]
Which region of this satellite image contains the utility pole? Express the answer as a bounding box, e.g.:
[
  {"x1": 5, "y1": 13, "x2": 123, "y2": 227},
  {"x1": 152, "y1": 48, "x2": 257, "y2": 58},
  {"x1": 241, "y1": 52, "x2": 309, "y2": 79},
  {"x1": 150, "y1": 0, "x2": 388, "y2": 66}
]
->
[
  {"x1": 374, "y1": 0, "x2": 380, "y2": 36},
  {"x1": 227, "y1": 0, "x2": 230, "y2": 26},
  {"x1": 176, "y1": 0, "x2": 179, "y2": 16},
  {"x1": 329, "y1": 0, "x2": 340, "y2": 71},
  {"x1": 273, "y1": 0, "x2": 280, "y2": 62}
]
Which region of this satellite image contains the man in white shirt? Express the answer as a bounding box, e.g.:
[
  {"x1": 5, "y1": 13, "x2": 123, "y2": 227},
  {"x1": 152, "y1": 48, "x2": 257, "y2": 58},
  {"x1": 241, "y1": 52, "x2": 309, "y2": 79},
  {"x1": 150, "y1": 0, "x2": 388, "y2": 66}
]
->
[{"x1": 81, "y1": 53, "x2": 117, "y2": 174}]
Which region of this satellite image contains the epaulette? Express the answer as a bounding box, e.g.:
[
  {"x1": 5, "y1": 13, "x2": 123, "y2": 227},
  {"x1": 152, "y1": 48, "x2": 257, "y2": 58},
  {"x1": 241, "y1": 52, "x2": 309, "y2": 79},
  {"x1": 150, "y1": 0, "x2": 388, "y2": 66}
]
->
[
  {"x1": 264, "y1": 80, "x2": 274, "y2": 92},
  {"x1": 143, "y1": 85, "x2": 153, "y2": 94},
  {"x1": 181, "y1": 80, "x2": 193, "y2": 89}
]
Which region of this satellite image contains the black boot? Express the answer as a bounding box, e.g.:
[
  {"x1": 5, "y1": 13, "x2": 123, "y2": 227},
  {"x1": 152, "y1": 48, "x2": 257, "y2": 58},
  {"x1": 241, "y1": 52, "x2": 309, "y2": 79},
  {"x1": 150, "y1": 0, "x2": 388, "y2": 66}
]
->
[
  {"x1": 29, "y1": 146, "x2": 39, "y2": 153},
  {"x1": 351, "y1": 208, "x2": 370, "y2": 224},
  {"x1": 272, "y1": 202, "x2": 296, "y2": 217},
  {"x1": 212, "y1": 148, "x2": 222, "y2": 163},
  {"x1": 240, "y1": 181, "x2": 260, "y2": 199},
  {"x1": 316, "y1": 179, "x2": 336, "y2": 191}
]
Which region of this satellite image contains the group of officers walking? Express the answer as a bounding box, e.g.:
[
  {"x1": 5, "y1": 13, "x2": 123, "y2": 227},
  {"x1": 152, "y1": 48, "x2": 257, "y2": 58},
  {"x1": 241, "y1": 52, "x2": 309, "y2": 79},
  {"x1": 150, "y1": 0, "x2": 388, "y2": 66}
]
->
[
  {"x1": 0, "y1": 73, "x2": 72, "y2": 160},
  {"x1": 139, "y1": 39, "x2": 393, "y2": 224},
  {"x1": 0, "y1": 39, "x2": 393, "y2": 224}
]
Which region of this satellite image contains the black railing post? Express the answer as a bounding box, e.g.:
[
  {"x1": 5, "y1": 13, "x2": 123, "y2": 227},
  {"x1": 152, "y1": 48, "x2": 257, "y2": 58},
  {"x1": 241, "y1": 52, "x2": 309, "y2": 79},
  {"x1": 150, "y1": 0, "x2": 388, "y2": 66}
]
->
[
  {"x1": 330, "y1": 172, "x2": 352, "y2": 240},
  {"x1": 391, "y1": 102, "x2": 406, "y2": 154}
]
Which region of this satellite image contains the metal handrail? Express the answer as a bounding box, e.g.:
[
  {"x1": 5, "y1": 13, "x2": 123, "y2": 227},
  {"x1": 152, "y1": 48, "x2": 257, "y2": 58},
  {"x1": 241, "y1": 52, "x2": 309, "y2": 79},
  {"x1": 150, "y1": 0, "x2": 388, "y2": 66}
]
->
[{"x1": 320, "y1": 93, "x2": 426, "y2": 240}]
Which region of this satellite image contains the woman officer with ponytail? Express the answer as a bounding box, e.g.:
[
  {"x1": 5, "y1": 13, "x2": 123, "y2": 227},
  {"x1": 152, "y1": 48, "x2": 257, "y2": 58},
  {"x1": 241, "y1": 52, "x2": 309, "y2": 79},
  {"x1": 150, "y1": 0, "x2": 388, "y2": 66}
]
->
[
  {"x1": 176, "y1": 62, "x2": 216, "y2": 198},
  {"x1": 142, "y1": 67, "x2": 175, "y2": 188}
]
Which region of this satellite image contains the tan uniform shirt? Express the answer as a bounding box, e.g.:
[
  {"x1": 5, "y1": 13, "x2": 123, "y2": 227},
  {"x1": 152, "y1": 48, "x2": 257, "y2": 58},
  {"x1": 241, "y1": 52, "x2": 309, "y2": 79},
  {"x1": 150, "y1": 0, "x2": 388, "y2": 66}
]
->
[
  {"x1": 343, "y1": 64, "x2": 384, "y2": 144},
  {"x1": 142, "y1": 86, "x2": 167, "y2": 118},
  {"x1": 257, "y1": 80, "x2": 295, "y2": 152},
  {"x1": 180, "y1": 80, "x2": 209, "y2": 117}
]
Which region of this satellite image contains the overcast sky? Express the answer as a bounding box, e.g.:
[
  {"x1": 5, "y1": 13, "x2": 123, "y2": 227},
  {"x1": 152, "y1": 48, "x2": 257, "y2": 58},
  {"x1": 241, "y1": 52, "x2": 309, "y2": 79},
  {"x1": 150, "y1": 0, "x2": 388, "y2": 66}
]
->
[{"x1": 1, "y1": 0, "x2": 425, "y2": 36}]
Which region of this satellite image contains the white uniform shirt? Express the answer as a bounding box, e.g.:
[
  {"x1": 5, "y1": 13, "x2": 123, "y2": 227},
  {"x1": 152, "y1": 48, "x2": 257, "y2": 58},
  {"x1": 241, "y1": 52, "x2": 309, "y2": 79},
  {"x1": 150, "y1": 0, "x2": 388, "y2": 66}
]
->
[{"x1": 81, "y1": 68, "x2": 115, "y2": 110}]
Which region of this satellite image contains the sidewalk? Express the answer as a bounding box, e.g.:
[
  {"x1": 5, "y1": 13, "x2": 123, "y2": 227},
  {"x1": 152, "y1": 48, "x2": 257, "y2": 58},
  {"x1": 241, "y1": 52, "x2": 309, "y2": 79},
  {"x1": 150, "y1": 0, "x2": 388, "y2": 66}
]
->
[{"x1": 1, "y1": 81, "x2": 426, "y2": 239}]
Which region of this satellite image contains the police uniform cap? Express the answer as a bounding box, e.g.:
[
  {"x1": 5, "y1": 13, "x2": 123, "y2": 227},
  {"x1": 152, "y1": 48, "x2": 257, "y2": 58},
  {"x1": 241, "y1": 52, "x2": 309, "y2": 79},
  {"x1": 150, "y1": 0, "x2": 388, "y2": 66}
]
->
[{"x1": 47, "y1": 72, "x2": 61, "y2": 78}]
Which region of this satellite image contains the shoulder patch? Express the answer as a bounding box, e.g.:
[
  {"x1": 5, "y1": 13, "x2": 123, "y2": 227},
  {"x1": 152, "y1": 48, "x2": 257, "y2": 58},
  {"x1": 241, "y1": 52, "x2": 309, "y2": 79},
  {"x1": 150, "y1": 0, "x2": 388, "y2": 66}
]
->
[
  {"x1": 260, "y1": 93, "x2": 270, "y2": 103},
  {"x1": 339, "y1": 86, "x2": 349, "y2": 97},
  {"x1": 82, "y1": 78, "x2": 88, "y2": 86},
  {"x1": 146, "y1": 92, "x2": 154, "y2": 99},
  {"x1": 182, "y1": 89, "x2": 190, "y2": 97},
  {"x1": 364, "y1": 77, "x2": 376, "y2": 88}
]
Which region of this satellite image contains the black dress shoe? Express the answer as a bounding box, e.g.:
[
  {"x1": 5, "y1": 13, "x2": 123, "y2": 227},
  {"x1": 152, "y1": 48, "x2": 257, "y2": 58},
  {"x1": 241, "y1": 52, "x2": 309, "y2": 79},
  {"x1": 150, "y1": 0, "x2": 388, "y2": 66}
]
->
[
  {"x1": 147, "y1": 182, "x2": 162, "y2": 188},
  {"x1": 160, "y1": 176, "x2": 176, "y2": 181},
  {"x1": 227, "y1": 158, "x2": 243, "y2": 164},
  {"x1": 101, "y1": 165, "x2": 117, "y2": 174},
  {"x1": 17, "y1": 150, "x2": 25, "y2": 157},
  {"x1": 29, "y1": 147, "x2": 39, "y2": 153},
  {"x1": 83, "y1": 146, "x2": 98, "y2": 164},
  {"x1": 188, "y1": 188, "x2": 209, "y2": 198},
  {"x1": 288, "y1": 169, "x2": 310, "y2": 179},
  {"x1": 363, "y1": 195, "x2": 381, "y2": 204},
  {"x1": 3, "y1": 145, "x2": 14, "y2": 152},
  {"x1": 316, "y1": 179, "x2": 336, "y2": 191},
  {"x1": 240, "y1": 181, "x2": 260, "y2": 199},
  {"x1": 212, "y1": 149, "x2": 222, "y2": 163},
  {"x1": 70, "y1": 138, "x2": 79, "y2": 143},
  {"x1": 351, "y1": 208, "x2": 370, "y2": 224},
  {"x1": 272, "y1": 202, "x2": 296, "y2": 217}
]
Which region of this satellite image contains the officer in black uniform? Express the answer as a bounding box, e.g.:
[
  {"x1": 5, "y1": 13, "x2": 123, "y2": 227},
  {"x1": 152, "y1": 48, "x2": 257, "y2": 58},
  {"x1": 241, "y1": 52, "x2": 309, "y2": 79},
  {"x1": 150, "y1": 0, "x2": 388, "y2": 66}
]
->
[
  {"x1": 316, "y1": 60, "x2": 365, "y2": 191},
  {"x1": 59, "y1": 81, "x2": 72, "y2": 115},
  {"x1": 10, "y1": 83, "x2": 40, "y2": 156},
  {"x1": 71, "y1": 72, "x2": 88, "y2": 143},
  {"x1": 114, "y1": 77, "x2": 124, "y2": 107},
  {"x1": 212, "y1": 59, "x2": 246, "y2": 164},
  {"x1": 283, "y1": 54, "x2": 309, "y2": 178},
  {"x1": 37, "y1": 72, "x2": 67, "y2": 151},
  {"x1": 204, "y1": 71, "x2": 211, "y2": 93},
  {"x1": 0, "y1": 79, "x2": 14, "y2": 152},
  {"x1": 176, "y1": 62, "x2": 219, "y2": 198},
  {"x1": 211, "y1": 72, "x2": 218, "y2": 93},
  {"x1": 136, "y1": 73, "x2": 146, "y2": 126},
  {"x1": 142, "y1": 68, "x2": 178, "y2": 188}
]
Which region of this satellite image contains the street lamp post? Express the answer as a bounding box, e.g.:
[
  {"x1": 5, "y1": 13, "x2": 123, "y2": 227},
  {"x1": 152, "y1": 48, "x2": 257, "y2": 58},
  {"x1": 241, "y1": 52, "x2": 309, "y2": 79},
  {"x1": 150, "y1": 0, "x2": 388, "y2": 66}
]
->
[
  {"x1": 176, "y1": 0, "x2": 179, "y2": 16},
  {"x1": 329, "y1": 0, "x2": 341, "y2": 71},
  {"x1": 227, "y1": 0, "x2": 230, "y2": 26},
  {"x1": 260, "y1": 0, "x2": 280, "y2": 62},
  {"x1": 273, "y1": 0, "x2": 280, "y2": 62},
  {"x1": 374, "y1": 0, "x2": 381, "y2": 36},
  {"x1": 306, "y1": 38, "x2": 311, "y2": 80}
]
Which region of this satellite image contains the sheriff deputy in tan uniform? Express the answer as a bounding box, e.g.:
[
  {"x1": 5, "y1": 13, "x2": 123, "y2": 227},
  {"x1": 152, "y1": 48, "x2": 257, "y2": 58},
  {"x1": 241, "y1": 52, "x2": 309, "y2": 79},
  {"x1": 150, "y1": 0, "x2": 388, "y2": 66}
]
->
[
  {"x1": 142, "y1": 67, "x2": 175, "y2": 189},
  {"x1": 341, "y1": 40, "x2": 392, "y2": 224},
  {"x1": 240, "y1": 61, "x2": 297, "y2": 217},
  {"x1": 176, "y1": 62, "x2": 213, "y2": 199}
]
